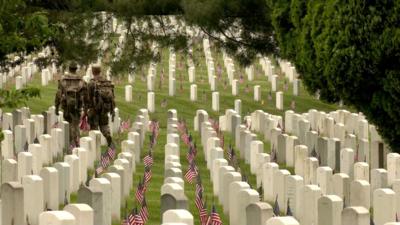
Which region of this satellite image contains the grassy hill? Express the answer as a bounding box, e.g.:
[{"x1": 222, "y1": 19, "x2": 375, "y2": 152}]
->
[{"x1": 2, "y1": 44, "x2": 342, "y2": 224}]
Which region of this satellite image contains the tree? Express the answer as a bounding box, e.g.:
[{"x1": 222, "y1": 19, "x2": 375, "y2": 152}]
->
[
  {"x1": 182, "y1": 0, "x2": 275, "y2": 65},
  {"x1": 269, "y1": 0, "x2": 400, "y2": 151},
  {"x1": 2, "y1": 0, "x2": 400, "y2": 151},
  {"x1": 0, "y1": 87, "x2": 41, "y2": 142},
  {"x1": 0, "y1": 87, "x2": 41, "y2": 109}
]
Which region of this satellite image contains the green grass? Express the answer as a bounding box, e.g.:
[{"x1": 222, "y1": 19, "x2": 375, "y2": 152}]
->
[{"x1": 3, "y1": 42, "x2": 343, "y2": 224}]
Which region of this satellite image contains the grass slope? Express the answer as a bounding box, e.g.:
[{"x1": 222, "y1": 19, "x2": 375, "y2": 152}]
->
[{"x1": 3, "y1": 42, "x2": 342, "y2": 224}]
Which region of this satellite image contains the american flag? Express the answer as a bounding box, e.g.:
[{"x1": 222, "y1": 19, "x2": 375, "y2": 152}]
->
[
  {"x1": 107, "y1": 146, "x2": 116, "y2": 160},
  {"x1": 135, "y1": 180, "x2": 145, "y2": 204},
  {"x1": 24, "y1": 141, "x2": 29, "y2": 152},
  {"x1": 149, "y1": 134, "x2": 155, "y2": 149},
  {"x1": 134, "y1": 214, "x2": 144, "y2": 225},
  {"x1": 52, "y1": 121, "x2": 59, "y2": 128},
  {"x1": 95, "y1": 165, "x2": 104, "y2": 175},
  {"x1": 128, "y1": 208, "x2": 136, "y2": 225},
  {"x1": 150, "y1": 120, "x2": 160, "y2": 138},
  {"x1": 144, "y1": 166, "x2": 152, "y2": 186},
  {"x1": 121, "y1": 219, "x2": 129, "y2": 225},
  {"x1": 245, "y1": 119, "x2": 251, "y2": 130},
  {"x1": 186, "y1": 146, "x2": 195, "y2": 163},
  {"x1": 209, "y1": 204, "x2": 222, "y2": 225},
  {"x1": 310, "y1": 145, "x2": 317, "y2": 158},
  {"x1": 257, "y1": 185, "x2": 263, "y2": 201},
  {"x1": 273, "y1": 195, "x2": 280, "y2": 216},
  {"x1": 195, "y1": 174, "x2": 203, "y2": 197},
  {"x1": 354, "y1": 143, "x2": 359, "y2": 163},
  {"x1": 177, "y1": 120, "x2": 186, "y2": 133},
  {"x1": 33, "y1": 136, "x2": 39, "y2": 144},
  {"x1": 286, "y1": 199, "x2": 293, "y2": 216},
  {"x1": 120, "y1": 118, "x2": 131, "y2": 133},
  {"x1": 227, "y1": 144, "x2": 234, "y2": 162},
  {"x1": 213, "y1": 121, "x2": 220, "y2": 132},
  {"x1": 219, "y1": 134, "x2": 224, "y2": 149},
  {"x1": 194, "y1": 192, "x2": 204, "y2": 212},
  {"x1": 199, "y1": 202, "x2": 209, "y2": 225},
  {"x1": 139, "y1": 197, "x2": 149, "y2": 223},
  {"x1": 153, "y1": 121, "x2": 160, "y2": 139},
  {"x1": 149, "y1": 120, "x2": 155, "y2": 132},
  {"x1": 143, "y1": 150, "x2": 153, "y2": 168},
  {"x1": 192, "y1": 142, "x2": 198, "y2": 155},
  {"x1": 271, "y1": 144, "x2": 277, "y2": 163},
  {"x1": 184, "y1": 161, "x2": 198, "y2": 184},
  {"x1": 79, "y1": 115, "x2": 90, "y2": 131},
  {"x1": 101, "y1": 154, "x2": 110, "y2": 168},
  {"x1": 182, "y1": 133, "x2": 190, "y2": 145},
  {"x1": 188, "y1": 133, "x2": 193, "y2": 144}
]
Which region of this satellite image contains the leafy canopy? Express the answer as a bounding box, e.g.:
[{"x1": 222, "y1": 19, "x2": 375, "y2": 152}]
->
[{"x1": 1, "y1": 0, "x2": 400, "y2": 151}]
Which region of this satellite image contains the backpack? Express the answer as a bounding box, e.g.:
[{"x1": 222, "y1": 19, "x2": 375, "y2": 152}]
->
[
  {"x1": 93, "y1": 79, "x2": 114, "y2": 113},
  {"x1": 60, "y1": 75, "x2": 85, "y2": 113}
]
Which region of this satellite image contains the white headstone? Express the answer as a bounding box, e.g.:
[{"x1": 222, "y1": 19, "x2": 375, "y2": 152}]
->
[
  {"x1": 342, "y1": 207, "x2": 369, "y2": 225},
  {"x1": 212, "y1": 92, "x2": 219, "y2": 112},
  {"x1": 373, "y1": 188, "x2": 396, "y2": 225},
  {"x1": 190, "y1": 84, "x2": 197, "y2": 101},
  {"x1": 89, "y1": 178, "x2": 112, "y2": 225},
  {"x1": 64, "y1": 204, "x2": 94, "y2": 225},
  {"x1": 39, "y1": 211, "x2": 76, "y2": 225},
  {"x1": 147, "y1": 92, "x2": 155, "y2": 113},
  {"x1": 350, "y1": 180, "x2": 370, "y2": 209},
  {"x1": 39, "y1": 167, "x2": 59, "y2": 210},
  {"x1": 318, "y1": 195, "x2": 342, "y2": 225},
  {"x1": 162, "y1": 209, "x2": 194, "y2": 225},
  {"x1": 22, "y1": 175, "x2": 44, "y2": 225},
  {"x1": 271, "y1": 75, "x2": 278, "y2": 92},
  {"x1": 125, "y1": 85, "x2": 132, "y2": 102},
  {"x1": 254, "y1": 85, "x2": 261, "y2": 101},
  {"x1": 276, "y1": 91, "x2": 284, "y2": 110}
]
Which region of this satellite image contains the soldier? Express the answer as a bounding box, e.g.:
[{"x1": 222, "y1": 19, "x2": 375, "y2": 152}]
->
[
  {"x1": 55, "y1": 61, "x2": 86, "y2": 148},
  {"x1": 86, "y1": 64, "x2": 115, "y2": 147}
]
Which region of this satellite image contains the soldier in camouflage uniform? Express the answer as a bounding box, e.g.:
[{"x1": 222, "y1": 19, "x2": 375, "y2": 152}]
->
[
  {"x1": 55, "y1": 61, "x2": 87, "y2": 148},
  {"x1": 86, "y1": 64, "x2": 115, "y2": 147}
]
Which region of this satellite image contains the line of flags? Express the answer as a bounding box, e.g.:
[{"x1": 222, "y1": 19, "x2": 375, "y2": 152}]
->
[
  {"x1": 177, "y1": 119, "x2": 223, "y2": 225},
  {"x1": 271, "y1": 194, "x2": 295, "y2": 217},
  {"x1": 122, "y1": 120, "x2": 160, "y2": 225},
  {"x1": 149, "y1": 120, "x2": 160, "y2": 148},
  {"x1": 95, "y1": 144, "x2": 116, "y2": 175},
  {"x1": 184, "y1": 160, "x2": 198, "y2": 184},
  {"x1": 226, "y1": 144, "x2": 238, "y2": 169},
  {"x1": 119, "y1": 118, "x2": 131, "y2": 133},
  {"x1": 208, "y1": 118, "x2": 224, "y2": 149}
]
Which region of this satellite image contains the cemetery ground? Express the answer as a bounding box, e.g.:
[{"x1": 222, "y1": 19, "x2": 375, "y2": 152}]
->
[{"x1": 1, "y1": 45, "x2": 341, "y2": 224}]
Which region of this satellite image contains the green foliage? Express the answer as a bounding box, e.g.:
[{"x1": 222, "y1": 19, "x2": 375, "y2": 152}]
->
[
  {"x1": 0, "y1": 0, "x2": 53, "y2": 62},
  {"x1": 270, "y1": 0, "x2": 400, "y2": 151},
  {"x1": 1, "y1": 0, "x2": 400, "y2": 151},
  {"x1": 182, "y1": 0, "x2": 275, "y2": 65},
  {"x1": 0, "y1": 86, "x2": 41, "y2": 142},
  {"x1": 0, "y1": 87, "x2": 41, "y2": 108}
]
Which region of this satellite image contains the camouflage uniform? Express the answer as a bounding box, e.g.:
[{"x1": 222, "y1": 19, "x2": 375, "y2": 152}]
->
[
  {"x1": 55, "y1": 65, "x2": 87, "y2": 147},
  {"x1": 87, "y1": 73, "x2": 115, "y2": 146}
]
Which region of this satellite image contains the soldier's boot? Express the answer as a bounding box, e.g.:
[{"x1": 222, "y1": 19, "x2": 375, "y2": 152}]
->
[
  {"x1": 106, "y1": 136, "x2": 113, "y2": 148},
  {"x1": 100, "y1": 124, "x2": 113, "y2": 147},
  {"x1": 70, "y1": 119, "x2": 80, "y2": 147}
]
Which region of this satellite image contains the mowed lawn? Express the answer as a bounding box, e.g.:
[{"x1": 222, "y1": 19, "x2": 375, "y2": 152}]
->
[{"x1": 2, "y1": 43, "x2": 342, "y2": 224}]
